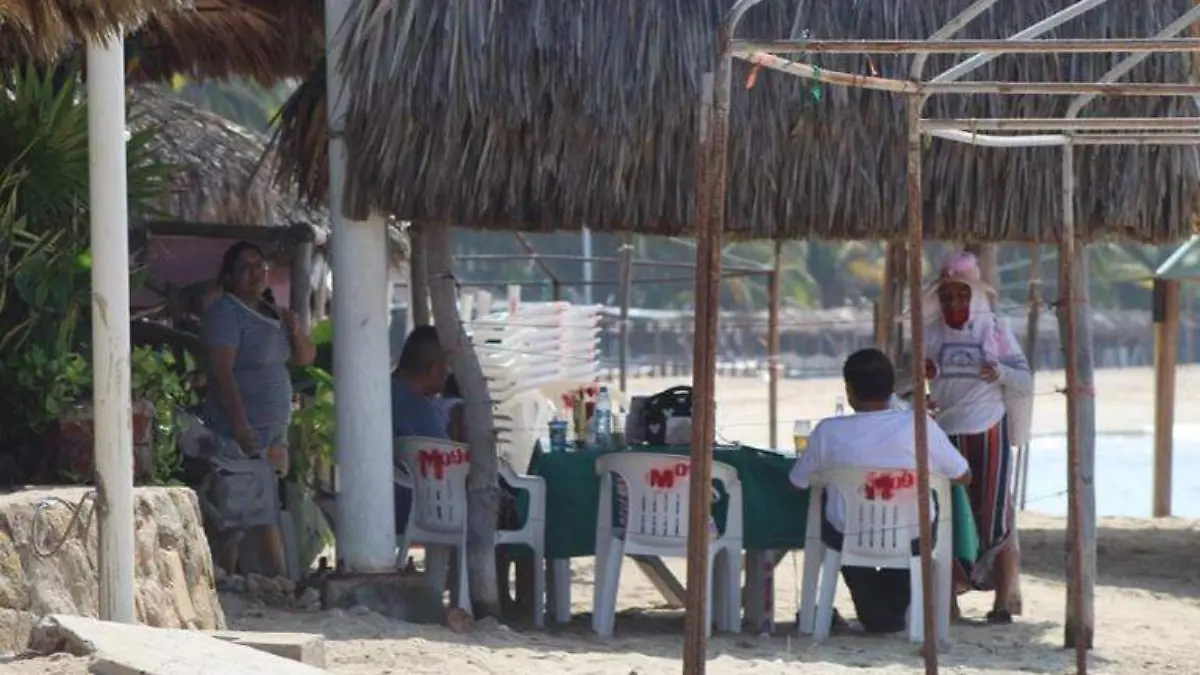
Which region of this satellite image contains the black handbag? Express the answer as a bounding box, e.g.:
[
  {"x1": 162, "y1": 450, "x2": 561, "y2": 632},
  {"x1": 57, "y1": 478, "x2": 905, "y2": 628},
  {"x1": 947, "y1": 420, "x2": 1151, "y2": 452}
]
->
[{"x1": 642, "y1": 385, "x2": 694, "y2": 445}]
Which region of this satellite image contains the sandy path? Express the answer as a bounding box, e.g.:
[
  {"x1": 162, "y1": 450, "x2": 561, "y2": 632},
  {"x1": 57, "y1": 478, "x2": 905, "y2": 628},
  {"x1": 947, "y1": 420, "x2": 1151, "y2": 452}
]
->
[{"x1": 193, "y1": 513, "x2": 1198, "y2": 675}]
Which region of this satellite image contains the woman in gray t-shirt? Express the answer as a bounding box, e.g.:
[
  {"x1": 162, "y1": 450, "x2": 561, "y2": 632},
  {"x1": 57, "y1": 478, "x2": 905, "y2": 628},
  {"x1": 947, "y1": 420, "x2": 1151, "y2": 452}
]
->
[{"x1": 201, "y1": 241, "x2": 315, "y2": 575}]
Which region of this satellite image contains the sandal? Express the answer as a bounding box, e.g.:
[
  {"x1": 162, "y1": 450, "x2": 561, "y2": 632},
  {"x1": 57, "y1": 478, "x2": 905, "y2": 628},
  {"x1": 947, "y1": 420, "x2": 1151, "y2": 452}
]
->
[{"x1": 986, "y1": 609, "x2": 1013, "y2": 625}]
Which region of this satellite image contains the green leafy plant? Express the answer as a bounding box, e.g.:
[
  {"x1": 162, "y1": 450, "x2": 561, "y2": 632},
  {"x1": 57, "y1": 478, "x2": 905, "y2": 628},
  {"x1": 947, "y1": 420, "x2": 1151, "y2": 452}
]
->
[
  {"x1": 0, "y1": 345, "x2": 92, "y2": 438},
  {"x1": 131, "y1": 346, "x2": 198, "y2": 486},
  {"x1": 289, "y1": 365, "x2": 335, "y2": 485}
]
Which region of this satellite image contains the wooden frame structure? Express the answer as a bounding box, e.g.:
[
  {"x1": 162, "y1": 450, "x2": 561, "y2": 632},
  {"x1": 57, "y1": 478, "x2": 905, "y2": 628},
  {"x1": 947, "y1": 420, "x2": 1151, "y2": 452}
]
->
[
  {"x1": 684, "y1": 1, "x2": 1200, "y2": 674},
  {"x1": 1150, "y1": 236, "x2": 1198, "y2": 517}
]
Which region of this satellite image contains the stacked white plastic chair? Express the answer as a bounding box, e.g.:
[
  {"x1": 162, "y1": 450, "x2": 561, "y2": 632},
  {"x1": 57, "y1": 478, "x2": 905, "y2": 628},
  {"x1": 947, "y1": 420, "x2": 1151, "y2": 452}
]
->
[
  {"x1": 394, "y1": 436, "x2": 548, "y2": 626},
  {"x1": 465, "y1": 297, "x2": 603, "y2": 471},
  {"x1": 591, "y1": 452, "x2": 743, "y2": 637},
  {"x1": 798, "y1": 466, "x2": 953, "y2": 643}
]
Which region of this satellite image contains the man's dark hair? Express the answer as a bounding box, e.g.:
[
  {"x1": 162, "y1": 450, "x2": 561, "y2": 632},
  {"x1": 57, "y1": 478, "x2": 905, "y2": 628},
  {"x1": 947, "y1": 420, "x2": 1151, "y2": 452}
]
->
[
  {"x1": 843, "y1": 348, "x2": 895, "y2": 403},
  {"x1": 397, "y1": 325, "x2": 444, "y2": 375}
]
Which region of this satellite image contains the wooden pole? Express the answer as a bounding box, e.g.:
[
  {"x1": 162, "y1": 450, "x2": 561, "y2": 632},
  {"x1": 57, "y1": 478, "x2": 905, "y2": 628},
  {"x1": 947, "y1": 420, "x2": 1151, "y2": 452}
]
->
[
  {"x1": 768, "y1": 241, "x2": 782, "y2": 448},
  {"x1": 877, "y1": 242, "x2": 897, "y2": 351},
  {"x1": 889, "y1": 242, "x2": 909, "y2": 362},
  {"x1": 1058, "y1": 143, "x2": 1095, "y2": 666},
  {"x1": 905, "y1": 93, "x2": 939, "y2": 673},
  {"x1": 682, "y1": 70, "x2": 721, "y2": 675},
  {"x1": 618, "y1": 234, "x2": 634, "y2": 394},
  {"x1": 410, "y1": 223, "x2": 430, "y2": 325},
  {"x1": 426, "y1": 222, "x2": 503, "y2": 616},
  {"x1": 1018, "y1": 245, "x2": 1043, "y2": 510},
  {"x1": 1152, "y1": 277, "x2": 1181, "y2": 517}
]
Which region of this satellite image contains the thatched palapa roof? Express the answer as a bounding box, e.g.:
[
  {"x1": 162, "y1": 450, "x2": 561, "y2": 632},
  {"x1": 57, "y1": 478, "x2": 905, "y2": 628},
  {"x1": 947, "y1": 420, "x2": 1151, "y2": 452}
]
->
[
  {"x1": 273, "y1": 0, "x2": 1200, "y2": 243},
  {"x1": 0, "y1": 0, "x2": 167, "y2": 61},
  {"x1": 132, "y1": 85, "x2": 327, "y2": 231},
  {"x1": 126, "y1": 0, "x2": 322, "y2": 84}
]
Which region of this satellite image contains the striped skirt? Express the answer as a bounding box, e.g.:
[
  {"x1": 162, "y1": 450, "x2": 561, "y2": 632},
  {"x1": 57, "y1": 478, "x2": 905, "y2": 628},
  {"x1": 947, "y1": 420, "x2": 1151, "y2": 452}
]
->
[{"x1": 949, "y1": 415, "x2": 1014, "y2": 592}]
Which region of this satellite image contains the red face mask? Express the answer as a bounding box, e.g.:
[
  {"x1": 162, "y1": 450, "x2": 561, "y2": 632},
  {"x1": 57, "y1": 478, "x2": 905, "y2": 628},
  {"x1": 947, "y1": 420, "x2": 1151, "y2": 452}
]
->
[{"x1": 942, "y1": 306, "x2": 969, "y2": 329}]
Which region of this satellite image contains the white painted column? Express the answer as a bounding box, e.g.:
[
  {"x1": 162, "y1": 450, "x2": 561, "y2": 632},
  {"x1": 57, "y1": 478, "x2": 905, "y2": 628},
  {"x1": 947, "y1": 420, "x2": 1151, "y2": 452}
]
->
[
  {"x1": 87, "y1": 34, "x2": 135, "y2": 623},
  {"x1": 325, "y1": 0, "x2": 396, "y2": 571},
  {"x1": 581, "y1": 227, "x2": 593, "y2": 305}
]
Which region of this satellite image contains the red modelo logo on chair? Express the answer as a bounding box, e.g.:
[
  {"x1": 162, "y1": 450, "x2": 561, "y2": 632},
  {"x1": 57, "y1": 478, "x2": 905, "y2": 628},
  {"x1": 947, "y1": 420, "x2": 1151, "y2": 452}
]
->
[
  {"x1": 862, "y1": 470, "x2": 916, "y2": 501},
  {"x1": 646, "y1": 462, "x2": 690, "y2": 489},
  {"x1": 417, "y1": 447, "x2": 469, "y2": 480}
]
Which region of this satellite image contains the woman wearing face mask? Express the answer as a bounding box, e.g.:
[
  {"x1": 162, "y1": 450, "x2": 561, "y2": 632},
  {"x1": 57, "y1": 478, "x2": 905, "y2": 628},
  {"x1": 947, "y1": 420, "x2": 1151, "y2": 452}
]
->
[
  {"x1": 923, "y1": 252, "x2": 1032, "y2": 624},
  {"x1": 202, "y1": 241, "x2": 316, "y2": 575}
]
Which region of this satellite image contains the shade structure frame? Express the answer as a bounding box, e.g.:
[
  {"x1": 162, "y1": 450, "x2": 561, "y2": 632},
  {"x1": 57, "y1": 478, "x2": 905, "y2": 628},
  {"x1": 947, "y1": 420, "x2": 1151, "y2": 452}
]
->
[{"x1": 687, "y1": 0, "x2": 1200, "y2": 674}]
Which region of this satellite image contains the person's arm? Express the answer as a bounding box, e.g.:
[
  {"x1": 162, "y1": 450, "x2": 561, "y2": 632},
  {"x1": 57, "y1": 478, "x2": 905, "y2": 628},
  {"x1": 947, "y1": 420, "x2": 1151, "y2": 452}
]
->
[
  {"x1": 926, "y1": 418, "x2": 971, "y2": 484},
  {"x1": 994, "y1": 324, "x2": 1033, "y2": 394},
  {"x1": 202, "y1": 302, "x2": 257, "y2": 454},
  {"x1": 788, "y1": 426, "x2": 823, "y2": 490},
  {"x1": 284, "y1": 309, "x2": 316, "y2": 366}
]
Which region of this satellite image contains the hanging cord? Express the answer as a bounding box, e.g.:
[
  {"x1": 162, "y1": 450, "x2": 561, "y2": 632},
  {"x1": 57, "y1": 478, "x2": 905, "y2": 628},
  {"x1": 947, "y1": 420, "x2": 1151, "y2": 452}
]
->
[{"x1": 32, "y1": 491, "x2": 97, "y2": 558}]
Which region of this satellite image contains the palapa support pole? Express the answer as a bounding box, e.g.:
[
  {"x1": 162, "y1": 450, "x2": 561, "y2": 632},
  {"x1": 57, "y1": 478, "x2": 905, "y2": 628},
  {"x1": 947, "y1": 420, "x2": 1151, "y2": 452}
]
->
[
  {"x1": 1058, "y1": 142, "x2": 1095, "y2": 668},
  {"x1": 905, "y1": 94, "x2": 939, "y2": 674},
  {"x1": 87, "y1": 31, "x2": 136, "y2": 624},
  {"x1": 325, "y1": 0, "x2": 397, "y2": 572},
  {"x1": 683, "y1": 66, "x2": 725, "y2": 675},
  {"x1": 410, "y1": 223, "x2": 430, "y2": 325},
  {"x1": 1018, "y1": 245, "x2": 1043, "y2": 510},
  {"x1": 876, "y1": 242, "x2": 897, "y2": 352},
  {"x1": 1152, "y1": 277, "x2": 1181, "y2": 517},
  {"x1": 618, "y1": 233, "x2": 634, "y2": 394},
  {"x1": 767, "y1": 240, "x2": 782, "y2": 448}
]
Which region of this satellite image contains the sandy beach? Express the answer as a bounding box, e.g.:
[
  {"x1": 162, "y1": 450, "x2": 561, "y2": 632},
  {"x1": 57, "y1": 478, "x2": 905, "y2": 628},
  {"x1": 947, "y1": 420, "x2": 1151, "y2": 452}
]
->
[{"x1": 5, "y1": 365, "x2": 1199, "y2": 674}]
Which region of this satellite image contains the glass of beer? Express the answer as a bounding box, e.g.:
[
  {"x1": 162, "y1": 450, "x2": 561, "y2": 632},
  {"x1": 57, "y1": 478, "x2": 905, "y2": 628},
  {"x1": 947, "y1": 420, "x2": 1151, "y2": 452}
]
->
[{"x1": 793, "y1": 419, "x2": 813, "y2": 453}]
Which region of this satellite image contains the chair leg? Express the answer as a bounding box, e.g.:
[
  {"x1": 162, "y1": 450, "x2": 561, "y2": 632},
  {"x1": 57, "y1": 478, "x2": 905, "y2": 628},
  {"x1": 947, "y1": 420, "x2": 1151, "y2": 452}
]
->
[
  {"x1": 705, "y1": 551, "x2": 716, "y2": 639},
  {"x1": 725, "y1": 547, "x2": 743, "y2": 633},
  {"x1": 907, "y1": 558, "x2": 924, "y2": 644},
  {"x1": 935, "y1": 557, "x2": 952, "y2": 643},
  {"x1": 456, "y1": 545, "x2": 472, "y2": 613},
  {"x1": 592, "y1": 540, "x2": 624, "y2": 636},
  {"x1": 549, "y1": 559, "x2": 572, "y2": 624},
  {"x1": 532, "y1": 547, "x2": 546, "y2": 628},
  {"x1": 798, "y1": 541, "x2": 825, "y2": 635},
  {"x1": 425, "y1": 545, "x2": 451, "y2": 605},
  {"x1": 812, "y1": 552, "x2": 841, "y2": 642}
]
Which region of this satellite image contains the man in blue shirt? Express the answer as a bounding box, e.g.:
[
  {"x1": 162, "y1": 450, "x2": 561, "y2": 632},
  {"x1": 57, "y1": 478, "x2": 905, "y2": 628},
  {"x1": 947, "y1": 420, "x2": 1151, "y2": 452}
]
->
[{"x1": 391, "y1": 325, "x2": 453, "y2": 538}]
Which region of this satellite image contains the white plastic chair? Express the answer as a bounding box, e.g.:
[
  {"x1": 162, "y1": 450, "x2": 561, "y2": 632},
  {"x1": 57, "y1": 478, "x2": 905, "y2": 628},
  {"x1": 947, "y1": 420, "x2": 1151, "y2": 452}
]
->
[
  {"x1": 395, "y1": 436, "x2": 548, "y2": 626},
  {"x1": 591, "y1": 452, "x2": 743, "y2": 637},
  {"x1": 802, "y1": 467, "x2": 952, "y2": 643}
]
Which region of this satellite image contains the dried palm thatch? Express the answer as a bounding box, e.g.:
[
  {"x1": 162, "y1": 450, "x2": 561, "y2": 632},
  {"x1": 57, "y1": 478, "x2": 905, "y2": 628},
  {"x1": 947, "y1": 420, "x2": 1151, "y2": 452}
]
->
[
  {"x1": 131, "y1": 84, "x2": 326, "y2": 229},
  {"x1": 270, "y1": 0, "x2": 1200, "y2": 243},
  {"x1": 126, "y1": 0, "x2": 322, "y2": 84},
  {"x1": 133, "y1": 85, "x2": 411, "y2": 263},
  {"x1": 0, "y1": 0, "x2": 168, "y2": 61}
]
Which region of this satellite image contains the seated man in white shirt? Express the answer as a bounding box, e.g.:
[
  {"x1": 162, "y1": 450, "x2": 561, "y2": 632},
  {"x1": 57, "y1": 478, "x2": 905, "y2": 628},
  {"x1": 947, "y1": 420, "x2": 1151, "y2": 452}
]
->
[{"x1": 790, "y1": 348, "x2": 971, "y2": 634}]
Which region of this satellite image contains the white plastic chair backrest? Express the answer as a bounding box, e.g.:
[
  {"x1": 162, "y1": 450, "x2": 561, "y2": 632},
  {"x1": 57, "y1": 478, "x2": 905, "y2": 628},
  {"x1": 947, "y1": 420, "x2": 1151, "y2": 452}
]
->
[
  {"x1": 595, "y1": 453, "x2": 737, "y2": 548},
  {"x1": 395, "y1": 436, "x2": 470, "y2": 534},
  {"x1": 814, "y1": 466, "x2": 943, "y2": 561}
]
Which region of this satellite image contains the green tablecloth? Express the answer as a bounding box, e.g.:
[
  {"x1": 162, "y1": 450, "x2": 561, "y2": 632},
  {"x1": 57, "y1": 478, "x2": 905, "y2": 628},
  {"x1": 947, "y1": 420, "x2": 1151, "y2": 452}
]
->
[{"x1": 527, "y1": 445, "x2": 979, "y2": 562}]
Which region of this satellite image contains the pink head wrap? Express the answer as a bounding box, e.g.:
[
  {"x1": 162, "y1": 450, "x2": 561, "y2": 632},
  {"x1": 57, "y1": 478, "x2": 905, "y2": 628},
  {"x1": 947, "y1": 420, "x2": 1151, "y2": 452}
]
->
[{"x1": 924, "y1": 251, "x2": 1009, "y2": 359}]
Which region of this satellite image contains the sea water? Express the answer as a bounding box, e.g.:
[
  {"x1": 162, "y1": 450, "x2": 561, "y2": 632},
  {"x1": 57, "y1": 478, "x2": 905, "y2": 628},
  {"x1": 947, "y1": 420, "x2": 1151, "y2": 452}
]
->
[{"x1": 1019, "y1": 425, "x2": 1200, "y2": 518}]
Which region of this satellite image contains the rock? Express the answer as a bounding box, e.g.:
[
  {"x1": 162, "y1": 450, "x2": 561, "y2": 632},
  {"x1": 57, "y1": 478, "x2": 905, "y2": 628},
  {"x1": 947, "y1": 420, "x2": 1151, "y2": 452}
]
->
[
  {"x1": 29, "y1": 614, "x2": 330, "y2": 674},
  {"x1": 209, "y1": 630, "x2": 327, "y2": 668},
  {"x1": 0, "y1": 487, "x2": 225, "y2": 654},
  {"x1": 446, "y1": 607, "x2": 474, "y2": 634},
  {"x1": 297, "y1": 587, "x2": 321, "y2": 612}
]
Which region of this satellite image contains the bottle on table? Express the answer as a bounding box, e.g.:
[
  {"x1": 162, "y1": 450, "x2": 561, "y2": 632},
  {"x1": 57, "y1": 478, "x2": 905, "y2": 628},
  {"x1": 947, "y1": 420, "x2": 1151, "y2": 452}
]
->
[{"x1": 594, "y1": 386, "x2": 614, "y2": 449}]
